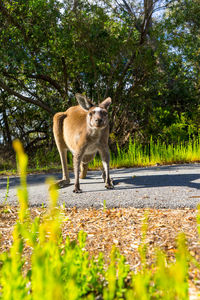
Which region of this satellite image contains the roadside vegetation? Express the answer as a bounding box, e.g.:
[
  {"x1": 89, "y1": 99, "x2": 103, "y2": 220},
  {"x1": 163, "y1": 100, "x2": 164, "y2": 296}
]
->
[
  {"x1": 93, "y1": 134, "x2": 200, "y2": 169},
  {"x1": 1, "y1": 133, "x2": 200, "y2": 175},
  {"x1": 1, "y1": 141, "x2": 200, "y2": 299},
  {"x1": 1, "y1": 0, "x2": 200, "y2": 159}
]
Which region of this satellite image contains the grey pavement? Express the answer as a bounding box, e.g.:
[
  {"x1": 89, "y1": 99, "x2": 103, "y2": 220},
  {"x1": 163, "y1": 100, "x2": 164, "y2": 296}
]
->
[{"x1": 1, "y1": 164, "x2": 200, "y2": 208}]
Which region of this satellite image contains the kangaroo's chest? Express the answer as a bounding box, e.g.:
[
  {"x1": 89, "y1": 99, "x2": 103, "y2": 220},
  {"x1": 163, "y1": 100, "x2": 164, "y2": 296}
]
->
[
  {"x1": 84, "y1": 132, "x2": 101, "y2": 154},
  {"x1": 84, "y1": 142, "x2": 99, "y2": 155},
  {"x1": 64, "y1": 123, "x2": 103, "y2": 155}
]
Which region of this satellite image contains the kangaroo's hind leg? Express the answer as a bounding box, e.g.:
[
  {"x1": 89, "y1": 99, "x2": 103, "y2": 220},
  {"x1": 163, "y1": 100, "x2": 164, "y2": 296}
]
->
[
  {"x1": 79, "y1": 154, "x2": 95, "y2": 179},
  {"x1": 56, "y1": 148, "x2": 70, "y2": 188},
  {"x1": 80, "y1": 162, "x2": 88, "y2": 179}
]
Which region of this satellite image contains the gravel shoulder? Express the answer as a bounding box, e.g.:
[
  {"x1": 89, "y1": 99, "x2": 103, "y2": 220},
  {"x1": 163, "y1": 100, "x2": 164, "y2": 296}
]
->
[{"x1": 0, "y1": 163, "x2": 200, "y2": 208}]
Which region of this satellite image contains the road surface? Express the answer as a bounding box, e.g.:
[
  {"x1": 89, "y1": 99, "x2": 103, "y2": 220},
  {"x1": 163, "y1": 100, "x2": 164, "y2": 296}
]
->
[{"x1": 0, "y1": 164, "x2": 200, "y2": 208}]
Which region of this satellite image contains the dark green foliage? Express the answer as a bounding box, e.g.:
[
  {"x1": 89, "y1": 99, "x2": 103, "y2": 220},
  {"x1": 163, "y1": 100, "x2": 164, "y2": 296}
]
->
[{"x1": 0, "y1": 0, "x2": 200, "y2": 152}]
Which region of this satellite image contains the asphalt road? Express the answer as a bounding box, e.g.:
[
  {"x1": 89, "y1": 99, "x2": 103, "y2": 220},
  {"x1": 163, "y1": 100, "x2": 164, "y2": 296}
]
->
[{"x1": 1, "y1": 164, "x2": 200, "y2": 208}]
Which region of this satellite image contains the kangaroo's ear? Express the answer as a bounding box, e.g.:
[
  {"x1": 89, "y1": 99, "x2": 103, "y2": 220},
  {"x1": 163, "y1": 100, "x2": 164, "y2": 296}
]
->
[
  {"x1": 75, "y1": 93, "x2": 94, "y2": 111},
  {"x1": 99, "y1": 97, "x2": 112, "y2": 110}
]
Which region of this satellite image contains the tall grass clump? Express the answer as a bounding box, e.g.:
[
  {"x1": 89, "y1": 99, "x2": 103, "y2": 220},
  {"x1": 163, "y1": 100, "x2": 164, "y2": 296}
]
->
[
  {"x1": 1, "y1": 140, "x2": 199, "y2": 299},
  {"x1": 90, "y1": 133, "x2": 200, "y2": 169},
  {"x1": 31, "y1": 133, "x2": 200, "y2": 171}
]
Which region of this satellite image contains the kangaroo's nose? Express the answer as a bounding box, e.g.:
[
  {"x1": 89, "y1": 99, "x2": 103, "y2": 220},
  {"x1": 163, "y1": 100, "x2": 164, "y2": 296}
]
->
[{"x1": 95, "y1": 118, "x2": 103, "y2": 125}]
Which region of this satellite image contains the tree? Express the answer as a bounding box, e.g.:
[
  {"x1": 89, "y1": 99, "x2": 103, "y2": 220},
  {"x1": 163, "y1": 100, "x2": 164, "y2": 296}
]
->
[{"x1": 0, "y1": 0, "x2": 200, "y2": 151}]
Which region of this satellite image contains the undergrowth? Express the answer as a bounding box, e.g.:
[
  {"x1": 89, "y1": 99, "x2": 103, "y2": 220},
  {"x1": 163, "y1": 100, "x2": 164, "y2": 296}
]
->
[
  {"x1": 91, "y1": 135, "x2": 200, "y2": 169},
  {"x1": 1, "y1": 135, "x2": 200, "y2": 175},
  {"x1": 0, "y1": 140, "x2": 200, "y2": 299},
  {"x1": 33, "y1": 135, "x2": 200, "y2": 170}
]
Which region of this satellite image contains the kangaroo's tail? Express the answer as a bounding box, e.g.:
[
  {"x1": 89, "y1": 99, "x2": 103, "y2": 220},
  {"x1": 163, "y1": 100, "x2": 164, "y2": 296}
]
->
[{"x1": 53, "y1": 112, "x2": 67, "y2": 148}]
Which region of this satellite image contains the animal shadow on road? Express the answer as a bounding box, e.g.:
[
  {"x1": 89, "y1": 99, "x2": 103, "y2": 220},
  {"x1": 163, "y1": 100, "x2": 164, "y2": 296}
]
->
[
  {"x1": 0, "y1": 173, "x2": 63, "y2": 190},
  {"x1": 113, "y1": 174, "x2": 200, "y2": 190},
  {"x1": 1, "y1": 165, "x2": 200, "y2": 192},
  {"x1": 112, "y1": 166, "x2": 200, "y2": 190}
]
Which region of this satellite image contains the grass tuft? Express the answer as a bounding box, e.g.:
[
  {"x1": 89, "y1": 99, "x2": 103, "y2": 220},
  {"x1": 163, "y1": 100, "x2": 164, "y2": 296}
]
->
[{"x1": 90, "y1": 135, "x2": 200, "y2": 169}]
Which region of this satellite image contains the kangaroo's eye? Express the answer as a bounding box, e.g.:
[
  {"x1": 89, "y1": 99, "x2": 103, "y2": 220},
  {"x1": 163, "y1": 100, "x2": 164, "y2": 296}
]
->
[{"x1": 89, "y1": 112, "x2": 93, "y2": 117}]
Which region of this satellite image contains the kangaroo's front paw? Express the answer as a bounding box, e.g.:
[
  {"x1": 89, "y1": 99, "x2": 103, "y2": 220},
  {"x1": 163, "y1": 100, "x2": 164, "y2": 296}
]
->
[
  {"x1": 105, "y1": 177, "x2": 114, "y2": 189},
  {"x1": 73, "y1": 185, "x2": 82, "y2": 193},
  {"x1": 105, "y1": 182, "x2": 114, "y2": 189},
  {"x1": 73, "y1": 188, "x2": 82, "y2": 193}
]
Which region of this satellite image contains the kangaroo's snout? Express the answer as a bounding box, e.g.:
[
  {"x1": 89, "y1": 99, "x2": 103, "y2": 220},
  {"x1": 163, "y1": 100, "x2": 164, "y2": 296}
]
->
[
  {"x1": 93, "y1": 115, "x2": 104, "y2": 127},
  {"x1": 95, "y1": 118, "x2": 103, "y2": 126}
]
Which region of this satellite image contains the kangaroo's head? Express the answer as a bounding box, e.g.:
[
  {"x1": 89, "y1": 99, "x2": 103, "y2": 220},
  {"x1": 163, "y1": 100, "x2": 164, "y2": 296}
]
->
[{"x1": 75, "y1": 93, "x2": 112, "y2": 129}]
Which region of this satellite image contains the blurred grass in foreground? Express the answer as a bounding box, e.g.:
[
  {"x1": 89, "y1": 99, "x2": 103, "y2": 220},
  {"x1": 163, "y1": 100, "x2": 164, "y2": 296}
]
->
[{"x1": 0, "y1": 140, "x2": 199, "y2": 299}]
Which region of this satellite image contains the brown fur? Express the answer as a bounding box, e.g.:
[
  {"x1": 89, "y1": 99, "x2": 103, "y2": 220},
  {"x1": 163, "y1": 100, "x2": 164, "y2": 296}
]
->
[{"x1": 53, "y1": 94, "x2": 113, "y2": 193}]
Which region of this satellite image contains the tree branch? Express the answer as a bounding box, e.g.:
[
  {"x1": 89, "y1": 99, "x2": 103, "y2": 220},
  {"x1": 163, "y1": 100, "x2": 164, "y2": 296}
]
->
[
  {"x1": 28, "y1": 74, "x2": 65, "y2": 96},
  {"x1": 2, "y1": 70, "x2": 40, "y2": 100},
  {"x1": 0, "y1": 79, "x2": 54, "y2": 114},
  {"x1": 114, "y1": 0, "x2": 142, "y2": 32}
]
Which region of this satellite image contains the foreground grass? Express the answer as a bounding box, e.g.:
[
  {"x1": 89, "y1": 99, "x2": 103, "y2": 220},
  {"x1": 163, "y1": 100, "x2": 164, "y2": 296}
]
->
[
  {"x1": 0, "y1": 140, "x2": 200, "y2": 299},
  {"x1": 1, "y1": 206, "x2": 200, "y2": 299}
]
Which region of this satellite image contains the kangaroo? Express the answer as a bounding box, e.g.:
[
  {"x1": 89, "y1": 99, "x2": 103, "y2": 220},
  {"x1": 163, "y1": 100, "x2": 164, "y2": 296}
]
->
[{"x1": 53, "y1": 93, "x2": 113, "y2": 193}]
